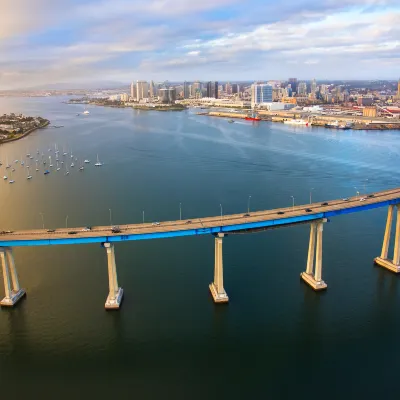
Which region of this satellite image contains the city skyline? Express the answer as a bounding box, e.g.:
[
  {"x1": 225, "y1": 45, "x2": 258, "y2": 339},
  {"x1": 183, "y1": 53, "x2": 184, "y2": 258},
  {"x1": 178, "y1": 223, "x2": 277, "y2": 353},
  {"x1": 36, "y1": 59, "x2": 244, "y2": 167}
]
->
[{"x1": 0, "y1": 0, "x2": 399, "y2": 90}]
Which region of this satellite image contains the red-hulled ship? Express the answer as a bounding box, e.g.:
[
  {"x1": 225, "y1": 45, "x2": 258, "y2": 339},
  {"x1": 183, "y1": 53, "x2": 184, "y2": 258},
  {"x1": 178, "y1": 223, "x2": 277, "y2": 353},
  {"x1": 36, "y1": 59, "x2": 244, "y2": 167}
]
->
[{"x1": 245, "y1": 112, "x2": 261, "y2": 121}]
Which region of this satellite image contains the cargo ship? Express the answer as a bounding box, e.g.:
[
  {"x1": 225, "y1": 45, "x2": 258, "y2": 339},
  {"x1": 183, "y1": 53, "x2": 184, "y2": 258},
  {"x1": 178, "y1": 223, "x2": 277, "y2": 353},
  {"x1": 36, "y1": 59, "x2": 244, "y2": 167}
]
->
[{"x1": 245, "y1": 112, "x2": 261, "y2": 121}]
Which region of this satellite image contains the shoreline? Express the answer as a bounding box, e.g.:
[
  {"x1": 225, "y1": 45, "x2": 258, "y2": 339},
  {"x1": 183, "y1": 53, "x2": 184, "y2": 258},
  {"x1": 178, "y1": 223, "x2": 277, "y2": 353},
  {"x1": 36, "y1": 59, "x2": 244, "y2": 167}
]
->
[
  {"x1": 199, "y1": 112, "x2": 400, "y2": 131},
  {"x1": 0, "y1": 120, "x2": 50, "y2": 144}
]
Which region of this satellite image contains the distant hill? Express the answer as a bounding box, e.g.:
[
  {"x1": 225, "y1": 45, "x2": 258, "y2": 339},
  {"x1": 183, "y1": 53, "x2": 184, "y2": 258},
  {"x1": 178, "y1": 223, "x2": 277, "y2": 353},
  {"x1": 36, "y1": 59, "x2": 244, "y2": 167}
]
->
[{"x1": 22, "y1": 81, "x2": 128, "y2": 91}]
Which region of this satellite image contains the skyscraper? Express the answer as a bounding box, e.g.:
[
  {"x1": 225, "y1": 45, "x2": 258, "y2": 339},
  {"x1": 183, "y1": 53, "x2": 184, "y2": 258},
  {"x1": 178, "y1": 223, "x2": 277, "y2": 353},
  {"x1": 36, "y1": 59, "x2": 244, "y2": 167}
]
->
[
  {"x1": 136, "y1": 81, "x2": 149, "y2": 101},
  {"x1": 183, "y1": 81, "x2": 190, "y2": 99},
  {"x1": 251, "y1": 83, "x2": 273, "y2": 108},
  {"x1": 288, "y1": 78, "x2": 298, "y2": 93},
  {"x1": 130, "y1": 82, "x2": 136, "y2": 99},
  {"x1": 311, "y1": 78, "x2": 317, "y2": 96},
  {"x1": 149, "y1": 80, "x2": 155, "y2": 98},
  {"x1": 297, "y1": 82, "x2": 307, "y2": 96},
  {"x1": 206, "y1": 81, "x2": 218, "y2": 98}
]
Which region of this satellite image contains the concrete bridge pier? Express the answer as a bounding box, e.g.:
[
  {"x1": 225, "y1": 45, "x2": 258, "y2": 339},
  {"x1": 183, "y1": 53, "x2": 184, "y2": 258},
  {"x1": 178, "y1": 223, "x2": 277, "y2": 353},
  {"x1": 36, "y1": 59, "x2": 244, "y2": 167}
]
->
[
  {"x1": 300, "y1": 220, "x2": 327, "y2": 291},
  {"x1": 0, "y1": 247, "x2": 26, "y2": 307},
  {"x1": 209, "y1": 233, "x2": 229, "y2": 303},
  {"x1": 103, "y1": 243, "x2": 123, "y2": 310},
  {"x1": 374, "y1": 205, "x2": 400, "y2": 273}
]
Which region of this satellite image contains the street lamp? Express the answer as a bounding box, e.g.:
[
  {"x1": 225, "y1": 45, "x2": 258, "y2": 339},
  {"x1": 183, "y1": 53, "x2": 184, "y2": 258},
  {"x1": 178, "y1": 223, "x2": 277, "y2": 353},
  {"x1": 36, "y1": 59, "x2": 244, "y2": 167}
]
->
[
  {"x1": 179, "y1": 202, "x2": 182, "y2": 220},
  {"x1": 291, "y1": 196, "x2": 295, "y2": 211},
  {"x1": 247, "y1": 195, "x2": 252, "y2": 214},
  {"x1": 109, "y1": 208, "x2": 112, "y2": 227},
  {"x1": 39, "y1": 212, "x2": 44, "y2": 230},
  {"x1": 142, "y1": 210, "x2": 145, "y2": 224},
  {"x1": 363, "y1": 179, "x2": 369, "y2": 195},
  {"x1": 310, "y1": 188, "x2": 314, "y2": 204},
  {"x1": 354, "y1": 187, "x2": 359, "y2": 198},
  {"x1": 65, "y1": 215, "x2": 69, "y2": 229},
  {"x1": 220, "y1": 204, "x2": 223, "y2": 223}
]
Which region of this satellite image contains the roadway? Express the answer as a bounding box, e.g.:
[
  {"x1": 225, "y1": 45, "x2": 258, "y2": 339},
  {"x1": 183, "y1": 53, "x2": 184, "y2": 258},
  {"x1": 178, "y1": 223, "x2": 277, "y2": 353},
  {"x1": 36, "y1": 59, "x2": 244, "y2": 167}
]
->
[{"x1": 1, "y1": 188, "x2": 400, "y2": 247}]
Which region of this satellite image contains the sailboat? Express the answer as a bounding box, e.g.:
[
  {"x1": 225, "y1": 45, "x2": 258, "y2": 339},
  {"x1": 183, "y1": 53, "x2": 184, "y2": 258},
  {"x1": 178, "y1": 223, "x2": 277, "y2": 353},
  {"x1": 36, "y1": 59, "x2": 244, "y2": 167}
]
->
[
  {"x1": 37, "y1": 149, "x2": 40, "y2": 155},
  {"x1": 55, "y1": 144, "x2": 59, "y2": 154},
  {"x1": 6, "y1": 157, "x2": 10, "y2": 169},
  {"x1": 63, "y1": 147, "x2": 67, "y2": 156},
  {"x1": 3, "y1": 175, "x2": 7, "y2": 180},
  {"x1": 79, "y1": 160, "x2": 84, "y2": 171},
  {"x1": 35, "y1": 160, "x2": 39, "y2": 171},
  {"x1": 83, "y1": 109, "x2": 90, "y2": 115},
  {"x1": 21, "y1": 157, "x2": 25, "y2": 166},
  {"x1": 70, "y1": 148, "x2": 74, "y2": 158},
  {"x1": 26, "y1": 166, "x2": 32, "y2": 180},
  {"x1": 56, "y1": 161, "x2": 60, "y2": 171},
  {"x1": 95, "y1": 154, "x2": 103, "y2": 167},
  {"x1": 26, "y1": 149, "x2": 31, "y2": 157},
  {"x1": 65, "y1": 164, "x2": 69, "y2": 175},
  {"x1": 49, "y1": 156, "x2": 53, "y2": 167},
  {"x1": 9, "y1": 170, "x2": 15, "y2": 184},
  {"x1": 70, "y1": 161, "x2": 75, "y2": 167}
]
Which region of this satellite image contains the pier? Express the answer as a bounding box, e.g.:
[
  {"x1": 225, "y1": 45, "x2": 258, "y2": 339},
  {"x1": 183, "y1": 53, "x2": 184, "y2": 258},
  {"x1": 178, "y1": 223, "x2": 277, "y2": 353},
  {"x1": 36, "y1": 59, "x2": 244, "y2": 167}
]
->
[{"x1": 1, "y1": 188, "x2": 400, "y2": 309}]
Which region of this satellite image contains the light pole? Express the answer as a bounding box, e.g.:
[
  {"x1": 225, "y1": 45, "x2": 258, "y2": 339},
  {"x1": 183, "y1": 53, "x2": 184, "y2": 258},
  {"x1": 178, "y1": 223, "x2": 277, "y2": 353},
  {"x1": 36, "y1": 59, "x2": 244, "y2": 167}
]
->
[
  {"x1": 310, "y1": 188, "x2": 314, "y2": 204},
  {"x1": 109, "y1": 208, "x2": 112, "y2": 227},
  {"x1": 247, "y1": 195, "x2": 252, "y2": 214},
  {"x1": 142, "y1": 210, "x2": 145, "y2": 224},
  {"x1": 39, "y1": 212, "x2": 44, "y2": 230},
  {"x1": 291, "y1": 196, "x2": 295, "y2": 211},
  {"x1": 363, "y1": 179, "x2": 368, "y2": 195},
  {"x1": 220, "y1": 204, "x2": 223, "y2": 223},
  {"x1": 354, "y1": 187, "x2": 359, "y2": 198},
  {"x1": 65, "y1": 215, "x2": 68, "y2": 229},
  {"x1": 179, "y1": 202, "x2": 182, "y2": 220}
]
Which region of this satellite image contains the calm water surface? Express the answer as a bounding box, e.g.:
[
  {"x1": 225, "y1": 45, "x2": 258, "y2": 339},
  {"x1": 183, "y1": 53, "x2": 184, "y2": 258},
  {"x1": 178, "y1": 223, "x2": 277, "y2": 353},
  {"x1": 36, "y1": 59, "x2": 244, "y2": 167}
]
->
[{"x1": 0, "y1": 97, "x2": 399, "y2": 398}]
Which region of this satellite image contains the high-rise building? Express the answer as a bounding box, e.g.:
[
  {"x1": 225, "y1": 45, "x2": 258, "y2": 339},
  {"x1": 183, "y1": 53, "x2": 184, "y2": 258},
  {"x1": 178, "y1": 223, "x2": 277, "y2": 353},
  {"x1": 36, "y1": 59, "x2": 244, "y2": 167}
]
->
[
  {"x1": 183, "y1": 81, "x2": 190, "y2": 99},
  {"x1": 192, "y1": 81, "x2": 201, "y2": 94},
  {"x1": 225, "y1": 82, "x2": 232, "y2": 95},
  {"x1": 397, "y1": 78, "x2": 400, "y2": 99},
  {"x1": 136, "y1": 81, "x2": 149, "y2": 101},
  {"x1": 297, "y1": 82, "x2": 307, "y2": 96},
  {"x1": 149, "y1": 81, "x2": 155, "y2": 98},
  {"x1": 288, "y1": 78, "x2": 298, "y2": 92},
  {"x1": 130, "y1": 82, "x2": 136, "y2": 99},
  {"x1": 206, "y1": 81, "x2": 218, "y2": 98},
  {"x1": 311, "y1": 78, "x2": 317, "y2": 95},
  {"x1": 120, "y1": 93, "x2": 129, "y2": 102},
  {"x1": 251, "y1": 83, "x2": 273, "y2": 108}
]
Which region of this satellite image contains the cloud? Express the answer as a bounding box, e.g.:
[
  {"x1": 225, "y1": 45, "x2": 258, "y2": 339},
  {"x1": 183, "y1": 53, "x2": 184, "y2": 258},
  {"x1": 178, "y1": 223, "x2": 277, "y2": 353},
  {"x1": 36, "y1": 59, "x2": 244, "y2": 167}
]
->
[{"x1": 0, "y1": 0, "x2": 399, "y2": 88}]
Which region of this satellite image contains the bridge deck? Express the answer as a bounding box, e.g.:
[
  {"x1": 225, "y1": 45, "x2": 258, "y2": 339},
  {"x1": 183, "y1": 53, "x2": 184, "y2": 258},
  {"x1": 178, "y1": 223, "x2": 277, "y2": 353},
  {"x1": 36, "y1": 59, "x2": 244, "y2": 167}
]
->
[{"x1": 1, "y1": 188, "x2": 400, "y2": 247}]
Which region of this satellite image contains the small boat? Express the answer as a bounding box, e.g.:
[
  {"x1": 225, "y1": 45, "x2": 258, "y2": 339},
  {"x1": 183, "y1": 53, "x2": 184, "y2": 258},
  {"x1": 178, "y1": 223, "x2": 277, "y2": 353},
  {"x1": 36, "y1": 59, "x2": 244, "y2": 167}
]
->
[
  {"x1": 37, "y1": 149, "x2": 40, "y2": 154},
  {"x1": 83, "y1": 110, "x2": 90, "y2": 115},
  {"x1": 65, "y1": 165, "x2": 69, "y2": 175},
  {"x1": 79, "y1": 164, "x2": 84, "y2": 171},
  {"x1": 284, "y1": 119, "x2": 310, "y2": 126},
  {"x1": 49, "y1": 156, "x2": 53, "y2": 167},
  {"x1": 15, "y1": 159, "x2": 19, "y2": 163},
  {"x1": 84, "y1": 159, "x2": 90, "y2": 164},
  {"x1": 21, "y1": 160, "x2": 25, "y2": 166},
  {"x1": 95, "y1": 154, "x2": 103, "y2": 167},
  {"x1": 227, "y1": 119, "x2": 234, "y2": 123},
  {"x1": 3, "y1": 176, "x2": 7, "y2": 180},
  {"x1": 9, "y1": 170, "x2": 14, "y2": 184},
  {"x1": 26, "y1": 166, "x2": 32, "y2": 180},
  {"x1": 29, "y1": 156, "x2": 33, "y2": 159},
  {"x1": 71, "y1": 162, "x2": 75, "y2": 167},
  {"x1": 11, "y1": 168, "x2": 15, "y2": 172},
  {"x1": 44, "y1": 170, "x2": 50, "y2": 175},
  {"x1": 56, "y1": 161, "x2": 60, "y2": 171},
  {"x1": 245, "y1": 112, "x2": 261, "y2": 121},
  {"x1": 36, "y1": 161, "x2": 39, "y2": 171}
]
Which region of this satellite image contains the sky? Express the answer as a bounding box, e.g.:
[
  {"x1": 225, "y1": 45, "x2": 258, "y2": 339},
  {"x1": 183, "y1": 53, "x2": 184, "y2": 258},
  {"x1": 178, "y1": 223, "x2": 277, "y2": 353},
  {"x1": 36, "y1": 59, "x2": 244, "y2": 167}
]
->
[{"x1": 0, "y1": 0, "x2": 399, "y2": 89}]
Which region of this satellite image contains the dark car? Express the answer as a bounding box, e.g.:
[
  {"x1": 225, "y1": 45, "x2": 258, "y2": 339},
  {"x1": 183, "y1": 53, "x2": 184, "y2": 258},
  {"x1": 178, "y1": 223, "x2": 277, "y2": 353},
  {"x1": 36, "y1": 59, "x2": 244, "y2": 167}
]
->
[
  {"x1": 243, "y1": 213, "x2": 250, "y2": 217},
  {"x1": 305, "y1": 208, "x2": 313, "y2": 213},
  {"x1": 68, "y1": 231, "x2": 78, "y2": 235},
  {"x1": 277, "y1": 211, "x2": 285, "y2": 215},
  {"x1": 111, "y1": 226, "x2": 121, "y2": 233},
  {"x1": 47, "y1": 229, "x2": 56, "y2": 233},
  {"x1": 185, "y1": 220, "x2": 192, "y2": 224},
  {"x1": 321, "y1": 202, "x2": 329, "y2": 206},
  {"x1": 368, "y1": 194, "x2": 374, "y2": 198}
]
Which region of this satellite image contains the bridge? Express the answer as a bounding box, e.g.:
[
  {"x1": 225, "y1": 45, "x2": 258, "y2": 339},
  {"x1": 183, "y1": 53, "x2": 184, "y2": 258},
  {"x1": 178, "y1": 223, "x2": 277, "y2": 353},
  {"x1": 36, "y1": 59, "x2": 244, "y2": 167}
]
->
[{"x1": 1, "y1": 188, "x2": 400, "y2": 309}]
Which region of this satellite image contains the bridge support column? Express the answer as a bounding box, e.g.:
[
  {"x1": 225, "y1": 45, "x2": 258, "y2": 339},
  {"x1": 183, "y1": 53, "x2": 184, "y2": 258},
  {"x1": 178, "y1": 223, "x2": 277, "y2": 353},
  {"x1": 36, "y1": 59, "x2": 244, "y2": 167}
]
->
[
  {"x1": 0, "y1": 247, "x2": 26, "y2": 307},
  {"x1": 375, "y1": 205, "x2": 400, "y2": 273},
  {"x1": 300, "y1": 221, "x2": 327, "y2": 291},
  {"x1": 209, "y1": 233, "x2": 229, "y2": 303},
  {"x1": 103, "y1": 243, "x2": 123, "y2": 310}
]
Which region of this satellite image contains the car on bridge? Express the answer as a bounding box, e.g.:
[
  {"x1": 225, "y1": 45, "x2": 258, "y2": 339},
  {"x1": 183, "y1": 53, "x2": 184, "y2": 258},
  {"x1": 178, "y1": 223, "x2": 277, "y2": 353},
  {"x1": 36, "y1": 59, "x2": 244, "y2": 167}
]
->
[{"x1": 111, "y1": 226, "x2": 121, "y2": 233}]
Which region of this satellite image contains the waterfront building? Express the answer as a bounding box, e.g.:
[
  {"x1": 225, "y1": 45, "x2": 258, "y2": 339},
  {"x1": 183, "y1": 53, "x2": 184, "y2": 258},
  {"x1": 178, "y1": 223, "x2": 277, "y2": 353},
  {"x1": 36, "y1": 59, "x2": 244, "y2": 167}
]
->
[
  {"x1": 192, "y1": 81, "x2": 201, "y2": 95},
  {"x1": 130, "y1": 82, "x2": 136, "y2": 99},
  {"x1": 225, "y1": 82, "x2": 232, "y2": 95},
  {"x1": 183, "y1": 81, "x2": 190, "y2": 99},
  {"x1": 120, "y1": 93, "x2": 129, "y2": 102},
  {"x1": 357, "y1": 96, "x2": 374, "y2": 106},
  {"x1": 251, "y1": 83, "x2": 273, "y2": 108},
  {"x1": 136, "y1": 80, "x2": 149, "y2": 101},
  {"x1": 159, "y1": 87, "x2": 177, "y2": 104},
  {"x1": 363, "y1": 107, "x2": 377, "y2": 117}
]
